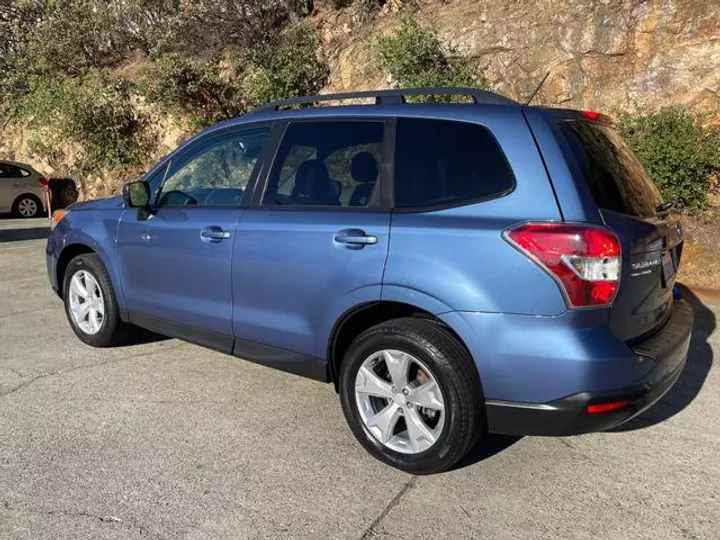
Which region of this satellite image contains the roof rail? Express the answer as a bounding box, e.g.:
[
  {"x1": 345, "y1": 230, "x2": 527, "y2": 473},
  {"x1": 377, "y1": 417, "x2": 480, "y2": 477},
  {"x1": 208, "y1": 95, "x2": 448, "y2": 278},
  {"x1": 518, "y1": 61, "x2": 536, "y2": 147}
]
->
[{"x1": 249, "y1": 87, "x2": 516, "y2": 113}]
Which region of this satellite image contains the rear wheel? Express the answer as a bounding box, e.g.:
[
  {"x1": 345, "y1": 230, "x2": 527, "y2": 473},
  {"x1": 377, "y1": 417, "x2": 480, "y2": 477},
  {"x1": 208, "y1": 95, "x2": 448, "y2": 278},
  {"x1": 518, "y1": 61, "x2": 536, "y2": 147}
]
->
[
  {"x1": 13, "y1": 194, "x2": 42, "y2": 218},
  {"x1": 62, "y1": 254, "x2": 131, "y2": 347},
  {"x1": 339, "y1": 317, "x2": 484, "y2": 474}
]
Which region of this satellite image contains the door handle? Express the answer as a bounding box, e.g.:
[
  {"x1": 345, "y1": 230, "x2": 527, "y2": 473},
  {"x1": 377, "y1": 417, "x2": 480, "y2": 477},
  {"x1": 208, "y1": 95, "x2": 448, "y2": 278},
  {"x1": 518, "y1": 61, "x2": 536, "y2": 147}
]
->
[
  {"x1": 334, "y1": 229, "x2": 378, "y2": 248},
  {"x1": 201, "y1": 226, "x2": 231, "y2": 242}
]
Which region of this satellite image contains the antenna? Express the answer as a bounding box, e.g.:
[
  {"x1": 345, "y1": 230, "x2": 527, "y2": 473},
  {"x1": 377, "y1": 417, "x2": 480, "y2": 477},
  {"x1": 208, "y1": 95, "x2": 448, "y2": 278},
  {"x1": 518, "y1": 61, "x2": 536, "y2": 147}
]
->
[{"x1": 524, "y1": 71, "x2": 550, "y2": 105}]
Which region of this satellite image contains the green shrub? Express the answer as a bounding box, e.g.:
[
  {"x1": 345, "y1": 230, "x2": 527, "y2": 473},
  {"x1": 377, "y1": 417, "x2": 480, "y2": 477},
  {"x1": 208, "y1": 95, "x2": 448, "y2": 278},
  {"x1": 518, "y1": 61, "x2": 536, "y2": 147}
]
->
[
  {"x1": 139, "y1": 55, "x2": 244, "y2": 128},
  {"x1": 375, "y1": 17, "x2": 484, "y2": 101},
  {"x1": 615, "y1": 107, "x2": 720, "y2": 211},
  {"x1": 69, "y1": 78, "x2": 154, "y2": 169},
  {"x1": 245, "y1": 26, "x2": 328, "y2": 106},
  {"x1": 15, "y1": 74, "x2": 153, "y2": 172}
]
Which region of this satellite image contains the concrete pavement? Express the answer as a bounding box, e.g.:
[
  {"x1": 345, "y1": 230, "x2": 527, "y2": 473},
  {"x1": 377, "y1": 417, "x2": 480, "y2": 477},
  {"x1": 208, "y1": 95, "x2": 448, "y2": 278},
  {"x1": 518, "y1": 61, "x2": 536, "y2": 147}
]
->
[{"x1": 1, "y1": 216, "x2": 718, "y2": 539}]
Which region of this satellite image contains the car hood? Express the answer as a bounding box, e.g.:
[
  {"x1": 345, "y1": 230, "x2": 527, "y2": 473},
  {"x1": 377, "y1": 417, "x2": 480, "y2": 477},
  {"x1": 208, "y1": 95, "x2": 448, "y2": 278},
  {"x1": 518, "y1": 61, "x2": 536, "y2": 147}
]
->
[{"x1": 68, "y1": 196, "x2": 124, "y2": 212}]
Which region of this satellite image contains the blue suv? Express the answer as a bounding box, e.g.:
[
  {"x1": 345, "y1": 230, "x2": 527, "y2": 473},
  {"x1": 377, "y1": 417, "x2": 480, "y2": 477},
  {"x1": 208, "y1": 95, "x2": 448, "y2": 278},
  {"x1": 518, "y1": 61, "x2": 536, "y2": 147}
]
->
[{"x1": 47, "y1": 87, "x2": 693, "y2": 473}]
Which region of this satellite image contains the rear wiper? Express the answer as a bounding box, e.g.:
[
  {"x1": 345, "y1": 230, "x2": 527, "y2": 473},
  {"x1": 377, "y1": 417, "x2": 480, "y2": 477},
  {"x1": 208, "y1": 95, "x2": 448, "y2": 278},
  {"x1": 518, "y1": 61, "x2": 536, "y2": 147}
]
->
[{"x1": 656, "y1": 201, "x2": 673, "y2": 214}]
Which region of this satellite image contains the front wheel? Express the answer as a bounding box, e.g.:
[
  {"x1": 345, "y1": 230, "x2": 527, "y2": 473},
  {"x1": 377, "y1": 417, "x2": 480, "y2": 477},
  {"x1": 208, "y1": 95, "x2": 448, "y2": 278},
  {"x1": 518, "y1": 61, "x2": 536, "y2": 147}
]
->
[
  {"x1": 62, "y1": 253, "x2": 131, "y2": 347},
  {"x1": 339, "y1": 318, "x2": 484, "y2": 474}
]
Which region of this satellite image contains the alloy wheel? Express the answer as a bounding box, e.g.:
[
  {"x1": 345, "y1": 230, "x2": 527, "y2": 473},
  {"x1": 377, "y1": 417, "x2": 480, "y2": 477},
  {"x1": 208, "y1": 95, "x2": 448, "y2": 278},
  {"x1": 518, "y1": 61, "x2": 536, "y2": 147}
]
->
[
  {"x1": 68, "y1": 270, "x2": 105, "y2": 335},
  {"x1": 355, "y1": 349, "x2": 445, "y2": 454}
]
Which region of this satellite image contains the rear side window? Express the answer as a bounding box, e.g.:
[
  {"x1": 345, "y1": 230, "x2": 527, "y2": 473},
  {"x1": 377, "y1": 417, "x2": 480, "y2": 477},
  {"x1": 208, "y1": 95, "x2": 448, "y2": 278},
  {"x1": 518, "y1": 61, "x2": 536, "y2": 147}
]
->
[
  {"x1": 393, "y1": 118, "x2": 514, "y2": 209},
  {"x1": 0, "y1": 164, "x2": 23, "y2": 178},
  {"x1": 557, "y1": 121, "x2": 663, "y2": 218}
]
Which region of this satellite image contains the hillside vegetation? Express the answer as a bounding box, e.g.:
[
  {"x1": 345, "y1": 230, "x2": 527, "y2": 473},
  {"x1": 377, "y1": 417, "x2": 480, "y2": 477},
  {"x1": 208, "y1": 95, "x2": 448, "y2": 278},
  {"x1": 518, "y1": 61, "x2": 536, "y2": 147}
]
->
[{"x1": 1, "y1": 0, "x2": 718, "y2": 216}]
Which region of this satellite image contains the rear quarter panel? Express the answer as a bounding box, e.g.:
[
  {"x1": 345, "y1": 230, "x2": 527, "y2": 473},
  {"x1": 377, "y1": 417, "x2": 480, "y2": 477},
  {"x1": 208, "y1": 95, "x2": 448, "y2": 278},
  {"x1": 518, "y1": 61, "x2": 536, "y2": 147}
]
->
[
  {"x1": 521, "y1": 107, "x2": 603, "y2": 224},
  {"x1": 383, "y1": 107, "x2": 567, "y2": 316}
]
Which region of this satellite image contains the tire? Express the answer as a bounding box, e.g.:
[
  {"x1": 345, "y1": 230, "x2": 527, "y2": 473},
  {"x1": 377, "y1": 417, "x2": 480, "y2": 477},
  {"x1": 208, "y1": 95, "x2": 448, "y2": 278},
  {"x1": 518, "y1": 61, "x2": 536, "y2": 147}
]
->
[
  {"x1": 13, "y1": 194, "x2": 43, "y2": 218},
  {"x1": 339, "y1": 317, "x2": 484, "y2": 474},
  {"x1": 62, "y1": 253, "x2": 131, "y2": 347}
]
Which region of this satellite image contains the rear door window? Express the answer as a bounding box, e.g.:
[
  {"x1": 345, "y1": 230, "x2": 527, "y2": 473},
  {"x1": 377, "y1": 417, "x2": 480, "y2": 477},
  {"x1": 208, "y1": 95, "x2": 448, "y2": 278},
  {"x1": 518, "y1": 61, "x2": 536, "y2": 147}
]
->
[
  {"x1": 393, "y1": 118, "x2": 515, "y2": 209},
  {"x1": 557, "y1": 121, "x2": 663, "y2": 218},
  {"x1": 263, "y1": 121, "x2": 385, "y2": 208}
]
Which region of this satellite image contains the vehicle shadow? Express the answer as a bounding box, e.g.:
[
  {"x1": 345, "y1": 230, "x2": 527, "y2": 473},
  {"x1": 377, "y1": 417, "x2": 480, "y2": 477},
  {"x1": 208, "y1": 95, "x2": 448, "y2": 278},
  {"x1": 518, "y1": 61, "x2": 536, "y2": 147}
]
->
[
  {"x1": 610, "y1": 284, "x2": 716, "y2": 432},
  {"x1": 123, "y1": 328, "x2": 171, "y2": 346},
  {"x1": 0, "y1": 214, "x2": 49, "y2": 242},
  {"x1": 0, "y1": 226, "x2": 50, "y2": 242},
  {"x1": 450, "y1": 433, "x2": 522, "y2": 471}
]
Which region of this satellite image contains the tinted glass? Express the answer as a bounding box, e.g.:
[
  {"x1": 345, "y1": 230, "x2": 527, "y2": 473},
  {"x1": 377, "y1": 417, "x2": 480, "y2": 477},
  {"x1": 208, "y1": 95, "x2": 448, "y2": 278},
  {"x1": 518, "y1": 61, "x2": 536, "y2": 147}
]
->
[
  {"x1": 0, "y1": 164, "x2": 22, "y2": 178},
  {"x1": 393, "y1": 119, "x2": 514, "y2": 208},
  {"x1": 158, "y1": 128, "x2": 269, "y2": 207},
  {"x1": 264, "y1": 121, "x2": 384, "y2": 207},
  {"x1": 558, "y1": 121, "x2": 663, "y2": 218}
]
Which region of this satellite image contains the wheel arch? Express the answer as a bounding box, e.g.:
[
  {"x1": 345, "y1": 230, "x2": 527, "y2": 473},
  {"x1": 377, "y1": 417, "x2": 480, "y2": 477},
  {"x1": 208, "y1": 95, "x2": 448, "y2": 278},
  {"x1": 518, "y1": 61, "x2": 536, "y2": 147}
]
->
[
  {"x1": 56, "y1": 243, "x2": 98, "y2": 299},
  {"x1": 327, "y1": 300, "x2": 476, "y2": 392}
]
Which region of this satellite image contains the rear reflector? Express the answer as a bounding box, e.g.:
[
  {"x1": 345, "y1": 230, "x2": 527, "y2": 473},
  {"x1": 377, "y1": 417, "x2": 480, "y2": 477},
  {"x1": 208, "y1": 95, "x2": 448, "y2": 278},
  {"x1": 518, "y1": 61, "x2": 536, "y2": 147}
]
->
[
  {"x1": 504, "y1": 223, "x2": 621, "y2": 308},
  {"x1": 587, "y1": 400, "x2": 631, "y2": 414}
]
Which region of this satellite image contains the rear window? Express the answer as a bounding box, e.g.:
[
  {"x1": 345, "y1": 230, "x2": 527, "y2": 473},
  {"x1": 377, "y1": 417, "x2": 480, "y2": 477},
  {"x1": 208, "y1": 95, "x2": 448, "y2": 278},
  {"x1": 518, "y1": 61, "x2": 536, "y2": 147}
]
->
[
  {"x1": 558, "y1": 121, "x2": 663, "y2": 218},
  {"x1": 393, "y1": 118, "x2": 514, "y2": 209}
]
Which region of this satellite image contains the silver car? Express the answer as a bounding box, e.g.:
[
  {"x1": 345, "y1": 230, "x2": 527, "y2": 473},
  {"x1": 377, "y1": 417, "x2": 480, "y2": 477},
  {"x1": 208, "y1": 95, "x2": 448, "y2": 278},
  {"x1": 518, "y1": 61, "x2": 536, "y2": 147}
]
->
[{"x1": 0, "y1": 159, "x2": 49, "y2": 218}]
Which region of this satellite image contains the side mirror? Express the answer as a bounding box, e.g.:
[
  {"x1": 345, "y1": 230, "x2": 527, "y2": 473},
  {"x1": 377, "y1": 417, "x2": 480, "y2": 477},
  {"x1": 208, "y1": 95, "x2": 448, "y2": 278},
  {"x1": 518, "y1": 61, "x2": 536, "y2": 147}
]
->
[{"x1": 122, "y1": 180, "x2": 151, "y2": 208}]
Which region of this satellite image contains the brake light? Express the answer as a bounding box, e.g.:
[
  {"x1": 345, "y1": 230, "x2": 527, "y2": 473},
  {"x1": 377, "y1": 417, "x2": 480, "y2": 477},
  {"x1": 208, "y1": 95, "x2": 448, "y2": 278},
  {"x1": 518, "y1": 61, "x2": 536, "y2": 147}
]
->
[
  {"x1": 587, "y1": 400, "x2": 631, "y2": 414},
  {"x1": 37, "y1": 176, "x2": 50, "y2": 186},
  {"x1": 504, "y1": 223, "x2": 621, "y2": 308},
  {"x1": 581, "y1": 110, "x2": 612, "y2": 123}
]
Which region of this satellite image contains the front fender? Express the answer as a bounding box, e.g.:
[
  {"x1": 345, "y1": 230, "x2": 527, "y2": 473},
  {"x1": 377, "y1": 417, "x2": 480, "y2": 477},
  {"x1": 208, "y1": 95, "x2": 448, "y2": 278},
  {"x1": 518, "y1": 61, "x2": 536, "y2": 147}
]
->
[{"x1": 52, "y1": 209, "x2": 125, "y2": 308}]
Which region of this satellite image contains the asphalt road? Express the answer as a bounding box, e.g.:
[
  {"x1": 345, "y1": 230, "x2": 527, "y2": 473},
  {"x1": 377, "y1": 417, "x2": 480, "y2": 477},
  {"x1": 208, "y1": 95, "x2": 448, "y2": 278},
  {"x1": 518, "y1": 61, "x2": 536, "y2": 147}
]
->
[{"x1": 1, "y1": 216, "x2": 719, "y2": 540}]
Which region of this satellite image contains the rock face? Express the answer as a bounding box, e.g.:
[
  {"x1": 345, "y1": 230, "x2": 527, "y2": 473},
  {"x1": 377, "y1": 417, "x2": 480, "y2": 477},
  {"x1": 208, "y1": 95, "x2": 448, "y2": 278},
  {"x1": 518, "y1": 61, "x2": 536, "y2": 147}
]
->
[{"x1": 322, "y1": 0, "x2": 720, "y2": 117}]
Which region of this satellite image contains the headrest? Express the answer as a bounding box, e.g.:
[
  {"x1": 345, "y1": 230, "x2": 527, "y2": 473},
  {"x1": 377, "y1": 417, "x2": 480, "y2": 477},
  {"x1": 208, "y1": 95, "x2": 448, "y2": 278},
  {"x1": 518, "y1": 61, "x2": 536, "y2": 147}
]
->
[{"x1": 351, "y1": 152, "x2": 379, "y2": 184}]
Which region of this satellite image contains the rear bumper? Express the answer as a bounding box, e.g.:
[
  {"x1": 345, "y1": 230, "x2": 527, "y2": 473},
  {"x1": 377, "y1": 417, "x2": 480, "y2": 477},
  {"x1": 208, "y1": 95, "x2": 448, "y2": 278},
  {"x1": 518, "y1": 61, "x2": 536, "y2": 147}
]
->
[{"x1": 485, "y1": 299, "x2": 693, "y2": 436}]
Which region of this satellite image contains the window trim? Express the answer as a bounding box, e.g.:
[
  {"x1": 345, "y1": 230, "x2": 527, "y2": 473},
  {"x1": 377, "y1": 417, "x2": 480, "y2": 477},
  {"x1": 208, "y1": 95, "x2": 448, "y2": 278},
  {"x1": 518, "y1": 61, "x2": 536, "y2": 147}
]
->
[
  {"x1": 151, "y1": 122, "x2": 274, "y2": 210},
  {"x1": 389, "y1": 116, "x2": 517, "y2": 213},
  {"x1": 252, "y1": 117, "x2": 393, "y2": 212}
]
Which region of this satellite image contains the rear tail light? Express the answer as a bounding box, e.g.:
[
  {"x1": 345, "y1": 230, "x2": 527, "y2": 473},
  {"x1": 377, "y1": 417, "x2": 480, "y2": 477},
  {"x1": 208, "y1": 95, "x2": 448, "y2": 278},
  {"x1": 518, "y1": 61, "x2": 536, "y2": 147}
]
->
[
  {"x1": 37, "y1": 176, "x2": 50, "y2": 186},
  {"x1": 504, "y1": 223, "x2": 621, "y2": 308}
]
